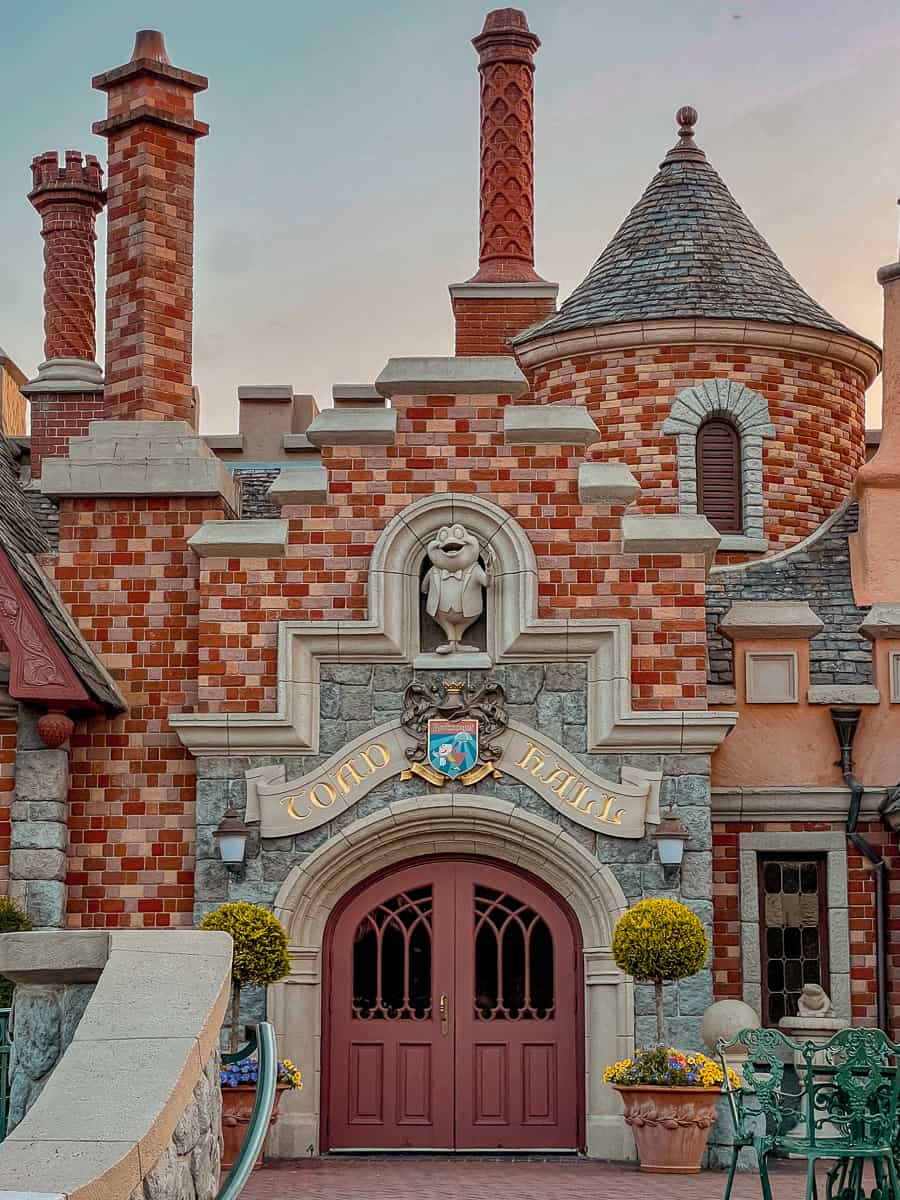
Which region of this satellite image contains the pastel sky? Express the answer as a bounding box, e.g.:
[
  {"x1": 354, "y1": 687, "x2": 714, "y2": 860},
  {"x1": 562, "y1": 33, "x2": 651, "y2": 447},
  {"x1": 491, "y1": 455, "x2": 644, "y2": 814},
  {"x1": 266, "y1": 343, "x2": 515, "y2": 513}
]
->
[{"x1": 2, "y1": 0, "x2": 899, "y2": 430}]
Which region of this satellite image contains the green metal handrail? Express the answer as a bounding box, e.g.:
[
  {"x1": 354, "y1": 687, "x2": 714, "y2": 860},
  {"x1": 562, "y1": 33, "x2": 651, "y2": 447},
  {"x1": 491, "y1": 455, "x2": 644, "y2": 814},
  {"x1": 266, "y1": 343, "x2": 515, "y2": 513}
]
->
[
  {"x1": 216, "y1": 1021, "x2": 277, "y2": 1200},
  {"x1": 0, "y1": 1008, "x2": 10, "y2": 1143}
]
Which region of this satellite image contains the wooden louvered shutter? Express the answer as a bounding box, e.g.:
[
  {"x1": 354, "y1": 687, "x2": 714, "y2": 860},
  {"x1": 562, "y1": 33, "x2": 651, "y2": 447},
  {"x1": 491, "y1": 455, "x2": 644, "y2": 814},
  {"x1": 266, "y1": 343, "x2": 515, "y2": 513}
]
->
[{"x1": 697, "y1": 419, "x2": 742, "y2": 533}]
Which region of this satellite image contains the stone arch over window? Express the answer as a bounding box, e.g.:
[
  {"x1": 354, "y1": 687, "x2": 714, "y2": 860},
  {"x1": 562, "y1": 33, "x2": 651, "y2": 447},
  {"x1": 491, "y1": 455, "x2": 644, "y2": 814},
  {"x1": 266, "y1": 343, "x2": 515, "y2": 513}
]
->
[{"x1": 662, "y1": 378, "x2": 775, "y2": 550}]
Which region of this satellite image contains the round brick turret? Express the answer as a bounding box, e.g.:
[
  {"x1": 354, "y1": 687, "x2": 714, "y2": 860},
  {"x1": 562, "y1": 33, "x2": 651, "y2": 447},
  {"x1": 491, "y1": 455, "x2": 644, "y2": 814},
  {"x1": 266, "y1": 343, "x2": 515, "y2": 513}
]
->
[{"x1": 513, "y1": 110, "x2": 881, "y2": 557}]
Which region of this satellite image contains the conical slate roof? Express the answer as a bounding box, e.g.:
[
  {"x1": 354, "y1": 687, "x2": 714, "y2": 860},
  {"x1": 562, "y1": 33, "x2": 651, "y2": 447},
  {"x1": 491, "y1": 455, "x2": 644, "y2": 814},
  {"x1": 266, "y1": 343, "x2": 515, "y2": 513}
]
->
[{"x1": 516, "y1": 107, "x2": 866, "y2": 345}]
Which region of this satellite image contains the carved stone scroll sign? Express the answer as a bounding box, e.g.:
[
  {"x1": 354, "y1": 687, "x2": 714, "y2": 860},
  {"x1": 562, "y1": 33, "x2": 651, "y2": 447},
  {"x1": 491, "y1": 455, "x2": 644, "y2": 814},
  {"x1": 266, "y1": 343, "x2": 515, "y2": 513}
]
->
[{"x1": 245, "y1": 681, "x2": 662, "y2": 840}]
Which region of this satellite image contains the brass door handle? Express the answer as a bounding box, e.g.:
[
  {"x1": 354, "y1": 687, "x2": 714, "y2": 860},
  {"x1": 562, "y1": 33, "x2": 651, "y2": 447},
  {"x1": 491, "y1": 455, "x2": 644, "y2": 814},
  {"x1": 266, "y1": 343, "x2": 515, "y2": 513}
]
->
[{"x1": 439, "y1": 993, "x2": 449, "y2": 1036}]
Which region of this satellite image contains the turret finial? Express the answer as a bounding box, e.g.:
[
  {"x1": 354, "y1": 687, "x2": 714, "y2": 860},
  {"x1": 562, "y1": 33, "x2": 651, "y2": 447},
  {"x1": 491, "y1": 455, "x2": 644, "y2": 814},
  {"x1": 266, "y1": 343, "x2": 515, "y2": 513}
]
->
[{"x1": 662, "y1": 105, "x2": 706, "y2": 166}]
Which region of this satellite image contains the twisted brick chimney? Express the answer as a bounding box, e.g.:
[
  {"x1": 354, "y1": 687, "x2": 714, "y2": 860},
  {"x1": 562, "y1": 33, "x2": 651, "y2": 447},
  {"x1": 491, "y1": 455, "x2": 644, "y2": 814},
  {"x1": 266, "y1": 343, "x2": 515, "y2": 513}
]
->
[
  {"x1": 92, "y1": 30, "x2": 207, "y2": 425},
  {"x1": 23, "y1": 151, "x2": 106, "y2": 477},
  {"x1": 450, "y1": 8, "x2": 556, "y2": 357}
]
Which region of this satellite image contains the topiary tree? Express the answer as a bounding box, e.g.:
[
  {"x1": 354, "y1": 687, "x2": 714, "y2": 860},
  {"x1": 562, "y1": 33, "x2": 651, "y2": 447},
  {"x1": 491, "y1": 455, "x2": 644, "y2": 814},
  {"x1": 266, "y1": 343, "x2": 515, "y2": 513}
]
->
[
  {"x1": 612, "y1": 898, "x2": 707, "y2": 1045},
  {"x1": 200, "y1": 901, "x2": 291, "y2": 1052},
  {"x1": 0, "y1": 896, "x2": 32, "y2": 1008}
]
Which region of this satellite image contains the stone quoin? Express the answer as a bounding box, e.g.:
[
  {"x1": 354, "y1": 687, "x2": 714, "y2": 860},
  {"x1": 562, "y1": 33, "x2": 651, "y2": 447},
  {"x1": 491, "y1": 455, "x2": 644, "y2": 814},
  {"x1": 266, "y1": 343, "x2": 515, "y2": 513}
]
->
[{"x1": 0, "y1": 5, "x2": 897, "y2": 1173}]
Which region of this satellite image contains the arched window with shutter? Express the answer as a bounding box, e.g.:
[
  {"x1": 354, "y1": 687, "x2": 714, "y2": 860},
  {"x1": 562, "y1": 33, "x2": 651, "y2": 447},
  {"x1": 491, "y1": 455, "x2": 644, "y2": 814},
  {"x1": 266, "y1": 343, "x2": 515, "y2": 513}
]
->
[{"x1": 697, "y1": 418, "x2": 742, "y2": 534}]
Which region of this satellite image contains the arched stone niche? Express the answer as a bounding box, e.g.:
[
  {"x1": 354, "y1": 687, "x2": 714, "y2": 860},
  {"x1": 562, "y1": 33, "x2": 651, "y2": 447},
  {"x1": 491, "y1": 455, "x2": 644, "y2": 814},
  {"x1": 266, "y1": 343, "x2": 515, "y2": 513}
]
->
[
  {"x1": 266, "y1": 792, "x2": 635, "y2": 1161},
  {"x1": 172, "y1": 490, "x2": 736, "y2": 754}
]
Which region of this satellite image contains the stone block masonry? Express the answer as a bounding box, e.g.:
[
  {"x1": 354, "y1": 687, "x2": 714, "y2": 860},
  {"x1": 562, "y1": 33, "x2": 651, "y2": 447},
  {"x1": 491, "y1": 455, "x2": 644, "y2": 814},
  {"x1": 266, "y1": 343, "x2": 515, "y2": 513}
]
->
[{"x1": 194, "y1": 662, "x2": 715, "y2": 1049}]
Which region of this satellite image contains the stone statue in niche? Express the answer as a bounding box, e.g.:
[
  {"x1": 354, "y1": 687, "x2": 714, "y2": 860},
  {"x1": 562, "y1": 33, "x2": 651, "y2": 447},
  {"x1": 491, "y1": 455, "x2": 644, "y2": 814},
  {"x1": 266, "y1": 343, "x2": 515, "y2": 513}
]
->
[{"x1": 421, "y1": 523, "x2": 492, "y2": 655}]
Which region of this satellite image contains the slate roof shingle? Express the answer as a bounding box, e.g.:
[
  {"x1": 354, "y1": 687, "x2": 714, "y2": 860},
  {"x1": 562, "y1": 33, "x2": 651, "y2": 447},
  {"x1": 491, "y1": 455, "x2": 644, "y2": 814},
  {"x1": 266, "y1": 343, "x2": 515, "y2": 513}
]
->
[{"x1": 515, "y1": 113, "x2": 873, "y2": 348}]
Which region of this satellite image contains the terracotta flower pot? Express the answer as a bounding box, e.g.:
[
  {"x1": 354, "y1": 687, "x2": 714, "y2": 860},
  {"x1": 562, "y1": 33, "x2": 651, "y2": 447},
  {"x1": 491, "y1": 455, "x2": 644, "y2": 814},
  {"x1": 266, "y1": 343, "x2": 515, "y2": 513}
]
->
[
  {"x1": 220, "y1": 1083, "x2": 288, "y2": 1172},
  {"x1": 614, "y1": 1084, "x2": 721, "y2": 1173}
]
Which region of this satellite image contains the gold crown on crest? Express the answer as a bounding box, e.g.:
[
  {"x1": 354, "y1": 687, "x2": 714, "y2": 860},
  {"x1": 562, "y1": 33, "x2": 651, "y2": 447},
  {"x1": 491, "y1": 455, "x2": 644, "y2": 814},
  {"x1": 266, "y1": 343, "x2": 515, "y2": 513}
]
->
[{"x1": 443, "y1": 679, "x2": 466, "y2": 693}]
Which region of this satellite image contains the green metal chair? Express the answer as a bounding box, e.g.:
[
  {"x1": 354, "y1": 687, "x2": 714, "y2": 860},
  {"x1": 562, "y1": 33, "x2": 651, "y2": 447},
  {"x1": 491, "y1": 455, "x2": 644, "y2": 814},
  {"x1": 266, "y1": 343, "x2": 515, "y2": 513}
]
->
[
  {"x1": 717, "y1": 1026, "x2": 900, "y2": 1200},
  {"x1": 216, "y1": 1021, "x2": 278, "y2": 1200}
]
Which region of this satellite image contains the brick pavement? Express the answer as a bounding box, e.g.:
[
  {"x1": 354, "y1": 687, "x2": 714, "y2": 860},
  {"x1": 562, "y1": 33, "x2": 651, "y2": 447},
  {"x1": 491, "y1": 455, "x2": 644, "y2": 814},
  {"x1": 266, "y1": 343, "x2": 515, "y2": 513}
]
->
[{"x1": 243, "y1": 1157, "x2": 816, "y2": 1200}]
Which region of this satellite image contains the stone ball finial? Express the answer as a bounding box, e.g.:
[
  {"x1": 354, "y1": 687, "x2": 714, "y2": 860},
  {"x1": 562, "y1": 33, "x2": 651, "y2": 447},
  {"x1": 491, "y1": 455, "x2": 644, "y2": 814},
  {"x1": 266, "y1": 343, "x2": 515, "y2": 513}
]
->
[
  {"x1": 677, "y1": 106, "x2": 698, "y2": 136},
  {"x1": 131, "y1": 30, "x2": 170, "y2": 64},
  {"x1": 700, "y1": 998, "x2": 760, "y2": 1054}
]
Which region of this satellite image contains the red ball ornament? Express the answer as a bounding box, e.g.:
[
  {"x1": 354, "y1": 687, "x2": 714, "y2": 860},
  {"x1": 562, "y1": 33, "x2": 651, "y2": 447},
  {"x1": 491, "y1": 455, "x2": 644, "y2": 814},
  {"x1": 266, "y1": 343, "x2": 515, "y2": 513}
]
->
[{"x1": 37, "y1": 711, "x2": 74, "y2": 749}]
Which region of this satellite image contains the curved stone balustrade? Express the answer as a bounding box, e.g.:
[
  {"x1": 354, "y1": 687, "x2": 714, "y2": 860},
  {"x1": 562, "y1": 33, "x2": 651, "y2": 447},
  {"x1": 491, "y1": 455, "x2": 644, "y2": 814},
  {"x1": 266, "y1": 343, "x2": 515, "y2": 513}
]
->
[{"x1": 0, "y1": 929, "x2": 231, "y2": 1200}]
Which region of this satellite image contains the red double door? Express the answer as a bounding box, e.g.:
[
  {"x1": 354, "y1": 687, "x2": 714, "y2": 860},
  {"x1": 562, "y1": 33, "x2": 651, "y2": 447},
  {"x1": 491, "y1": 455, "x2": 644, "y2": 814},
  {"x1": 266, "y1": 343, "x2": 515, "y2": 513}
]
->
[{"x1": 325, "y1": 858, "x2": 580, "y2": 1151}]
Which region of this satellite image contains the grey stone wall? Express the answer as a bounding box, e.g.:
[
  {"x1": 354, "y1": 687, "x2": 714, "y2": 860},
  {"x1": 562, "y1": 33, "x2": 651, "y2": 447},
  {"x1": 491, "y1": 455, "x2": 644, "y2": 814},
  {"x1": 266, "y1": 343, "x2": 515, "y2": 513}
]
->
[
  {"x1": 129, "y1": 1048, "x2": 222, "y2": 1200},
  {"x1": 233, "y1": 468, "x2": 280, "y2": 520},
  {"x1": 706, "y1": 504, "x2": 871, "y2": 686},
  {"x1": 9, "y1": 704, "x2": 69, "y2": 928},
  {"x1": 196, "y1": 663, "x2": 714, "y2": 1047},
  {"x1": 7, "y1": 979, "x2": 95, "y2": 1130}
]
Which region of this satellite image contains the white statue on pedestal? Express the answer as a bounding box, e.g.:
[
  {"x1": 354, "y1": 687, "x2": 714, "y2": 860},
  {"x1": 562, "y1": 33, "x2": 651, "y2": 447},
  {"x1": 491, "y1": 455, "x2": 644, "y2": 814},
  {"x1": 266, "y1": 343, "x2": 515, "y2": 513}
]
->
[{"x1": 422, "y1": 524, "x2": 491, "y2": 655}]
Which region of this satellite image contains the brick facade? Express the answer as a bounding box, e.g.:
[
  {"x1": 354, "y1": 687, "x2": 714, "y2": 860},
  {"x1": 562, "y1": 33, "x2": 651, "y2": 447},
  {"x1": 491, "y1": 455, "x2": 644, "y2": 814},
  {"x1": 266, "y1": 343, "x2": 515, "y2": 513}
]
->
[
  {"x1": 712, "y1": 820, "x2": 900, "y2": 1030},
  {"x1": 453, "y1": 294, "x2": 555, "y2": 357},
  {"x1": 49, "y1": 495, "x2": 226, "y2": 927},
  {"x1": 29, "y1": 393, "x2": 107, "y2": 480},
  {"x1": 530, "y1": 343, "x2": 868, "y2": 555},
  {"x1": 194, "y1": 389, "x2": 709, "y2": 715}
]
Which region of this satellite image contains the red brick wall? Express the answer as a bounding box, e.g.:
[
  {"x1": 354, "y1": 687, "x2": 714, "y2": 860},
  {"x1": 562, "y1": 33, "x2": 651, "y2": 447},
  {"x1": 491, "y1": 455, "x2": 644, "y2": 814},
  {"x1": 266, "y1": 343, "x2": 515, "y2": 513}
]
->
[
  {"x1": 531, "y1": 345, "x2": 868, "y2": 554},
  {"x1": 453, "y1": 295, "x2": 555, "y2": 357},
  {"x1": 0, "y1": 717, "x2": 15, "y2": 894},
  {"x1": 195, "y1": 390, "x2": 709, "y2": 714},
  {"x1": 29, "y1": 392, "x2": 106, "y2": 478},
  {"x1": 712, "y1": 819, "x2": 900, "y2": 1033},
  {"x1": 47, "y1": 496, "x2": 224, "y2": 927}
]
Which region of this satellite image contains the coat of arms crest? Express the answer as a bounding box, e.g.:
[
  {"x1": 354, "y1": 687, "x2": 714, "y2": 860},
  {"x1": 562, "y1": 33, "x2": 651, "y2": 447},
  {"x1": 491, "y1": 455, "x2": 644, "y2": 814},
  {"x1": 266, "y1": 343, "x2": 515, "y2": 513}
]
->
[{"x1": 400, "y1": 677, "x2": 507, "y2": 786}]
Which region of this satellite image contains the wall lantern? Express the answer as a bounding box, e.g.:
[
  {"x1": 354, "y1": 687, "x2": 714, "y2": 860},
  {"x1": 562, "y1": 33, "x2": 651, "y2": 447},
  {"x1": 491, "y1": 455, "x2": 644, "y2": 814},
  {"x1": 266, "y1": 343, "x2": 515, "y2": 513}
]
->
[
  {"x1": 214, "y1": 808, "x2": 250, "y2": 872},
  {"x1": 653, "y1": 806, "x2": 690, "y2": 869}
]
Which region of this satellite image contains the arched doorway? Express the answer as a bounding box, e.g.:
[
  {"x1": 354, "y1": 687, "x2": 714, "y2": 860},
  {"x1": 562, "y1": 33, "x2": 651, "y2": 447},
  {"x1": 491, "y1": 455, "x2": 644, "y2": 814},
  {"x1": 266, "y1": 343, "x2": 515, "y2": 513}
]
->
[{"x1": 323, "y1": 856, "x2": 582, "y2": 1151}]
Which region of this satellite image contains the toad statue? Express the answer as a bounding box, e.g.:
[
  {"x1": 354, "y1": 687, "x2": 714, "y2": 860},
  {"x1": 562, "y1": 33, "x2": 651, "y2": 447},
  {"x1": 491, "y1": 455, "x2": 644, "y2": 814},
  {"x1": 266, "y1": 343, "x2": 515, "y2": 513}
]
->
[
  {"x1": 422, "y1": 523, "x2": 491, "y2": 655},
  {"x1": 796, "y1": 983, "x2": 834, "y2": 1018}
]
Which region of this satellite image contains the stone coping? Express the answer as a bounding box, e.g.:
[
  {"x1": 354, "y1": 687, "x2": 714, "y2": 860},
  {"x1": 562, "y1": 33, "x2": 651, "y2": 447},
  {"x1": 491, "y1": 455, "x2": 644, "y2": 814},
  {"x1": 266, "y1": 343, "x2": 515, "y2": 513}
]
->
[
  {"x1": 187, "y1": 519, "x2": 289, "y2": 558},
  {"x1": 577, "y1": 463, "x2": 640, "y2": 505},
  {"x1": 718, "y1": 600, "x2": 824, "y2": 641},
  {"x1": 237, "y1": 385, "x2": 292, "y2": 402},
  {"x1": 859, "y1": 603, "x2": 900, "y2": 639},
  {"x1": 375, "y1": 356, "x2": 529, "y2": 398},
  {"x1": 0, "y1": 930, "x2": 109, "y2": 984},
  {"x1": 332, "y1": 384, "x2": 383, "y2": 406},
  {"x1": 503, "y1": 404, "x2": 599, "y2": 446},
  {"x1": 0, "y1": 930, "x2": 231, "y2": 1200},
  {"x1": 306, "y1": 408, "x2": 397, "y2": 447},
  {"x1": 806, "y1": 685, "x2": 881, "y2": 705},
  {"x1": 620, "y1": 514, "x2": 720, "y2": 564},
  {"x1": 40, "y1": 420, "x2": 238, "y2": 511},
  {"x1": 21, "y1": 358, "x2": 104, "y2": 396},
  {"x1": 448, "y1": 281, "x2": 559, "y2": 301},
  {"x1": 267, "y1": 467, "x2": 328, "y2": 507},
  {"x1": 712, "y1": 786, "x2": 886, "y2": 821},
  {"x1": 513, "y1": 317, "x2": 881, "y2": 386}
]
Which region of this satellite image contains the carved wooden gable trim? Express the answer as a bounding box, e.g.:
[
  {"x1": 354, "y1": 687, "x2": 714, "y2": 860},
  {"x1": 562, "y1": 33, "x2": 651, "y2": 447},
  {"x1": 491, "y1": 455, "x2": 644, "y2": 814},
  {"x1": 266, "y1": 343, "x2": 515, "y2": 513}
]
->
[{"x1": 0, "y1": 546, "x2": 89, "y2": 707}]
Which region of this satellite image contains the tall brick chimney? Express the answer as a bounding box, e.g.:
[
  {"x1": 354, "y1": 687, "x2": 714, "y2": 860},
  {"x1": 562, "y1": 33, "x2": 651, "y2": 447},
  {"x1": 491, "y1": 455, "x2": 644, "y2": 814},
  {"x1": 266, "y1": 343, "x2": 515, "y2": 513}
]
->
[
  {"x1": 450, "y1": 8, "x2": 557, "y2": 357},
  {"x1": 23, "y1": 151, "x2": 106, "y2": 477},
  {"x1": 92, "y1": 30, "x2": 207, "y2": 425}
]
